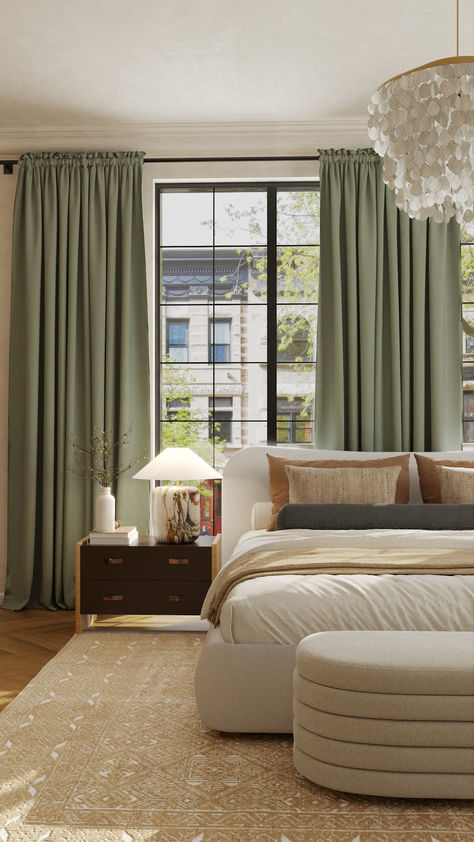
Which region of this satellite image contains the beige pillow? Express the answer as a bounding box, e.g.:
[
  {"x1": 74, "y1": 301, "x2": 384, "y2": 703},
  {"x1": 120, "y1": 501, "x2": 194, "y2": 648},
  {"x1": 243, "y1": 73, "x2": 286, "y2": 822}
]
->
[
  {"x1": 266, "y1": 452, "x2": 411, "y2": 531},
  {"x1": 285, "y1": 464, "x2": 402, "y2": 504},
  {"x1": 414, "y1": 453, "x2": 474, "y2": 503},
  {"x1": 437, "y1": 465, "x2": 474, "y2": 504}
]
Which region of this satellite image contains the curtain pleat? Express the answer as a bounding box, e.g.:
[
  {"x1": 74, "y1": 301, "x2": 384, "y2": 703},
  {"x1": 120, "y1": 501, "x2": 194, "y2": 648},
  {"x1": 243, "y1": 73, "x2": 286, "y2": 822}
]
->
[
  {"x1": 316, "y1": 148, "x2": 462, "y2": 452},
  {"x1": 5, "y1": 152, "x2": 150, "y2": 610}
]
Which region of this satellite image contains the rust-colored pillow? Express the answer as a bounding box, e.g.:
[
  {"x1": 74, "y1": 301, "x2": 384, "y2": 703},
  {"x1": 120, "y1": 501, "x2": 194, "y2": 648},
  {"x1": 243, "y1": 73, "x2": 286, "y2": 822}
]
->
[
  {"x1": 415, "y1": 453, "x2": 474, "y2": 503},
  {"x1": 266, "y1": 452, "x2": 411, "y2": 531}
]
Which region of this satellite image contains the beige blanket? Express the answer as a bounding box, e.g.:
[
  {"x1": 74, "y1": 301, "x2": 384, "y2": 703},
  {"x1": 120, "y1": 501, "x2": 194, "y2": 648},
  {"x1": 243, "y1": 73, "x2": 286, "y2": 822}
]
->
[{"x1": 202, "y1": 545, "x2": 474, "y2": 625}]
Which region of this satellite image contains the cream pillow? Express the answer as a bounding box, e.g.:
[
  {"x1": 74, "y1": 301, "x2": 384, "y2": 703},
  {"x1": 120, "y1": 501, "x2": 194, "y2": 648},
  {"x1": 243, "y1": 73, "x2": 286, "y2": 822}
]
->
[
  {"x1": 437, "y1": 465, "x2": 474, "y2": 504},
  {"x1": 285, "y1": 464, "x2": 402, "y2": 504}
]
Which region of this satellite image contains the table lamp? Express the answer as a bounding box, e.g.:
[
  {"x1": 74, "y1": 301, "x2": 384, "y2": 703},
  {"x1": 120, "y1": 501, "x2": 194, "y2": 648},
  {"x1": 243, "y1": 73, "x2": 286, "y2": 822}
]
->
[{"x1": 133, "y1": 447, "x2": 221, "y2": 543}]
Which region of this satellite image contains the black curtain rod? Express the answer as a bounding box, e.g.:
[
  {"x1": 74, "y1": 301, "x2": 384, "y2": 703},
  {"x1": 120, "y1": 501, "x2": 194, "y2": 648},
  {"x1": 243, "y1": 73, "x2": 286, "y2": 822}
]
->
[{"x1": 2, "y1": 154, "x2": 320, "y2": 173}]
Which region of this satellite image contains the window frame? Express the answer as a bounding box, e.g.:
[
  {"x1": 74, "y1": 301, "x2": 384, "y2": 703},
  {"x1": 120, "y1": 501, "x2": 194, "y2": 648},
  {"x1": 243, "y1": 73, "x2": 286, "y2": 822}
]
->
[{"x1": 155, "y1": 181, "x2": 320, "y2": 456}]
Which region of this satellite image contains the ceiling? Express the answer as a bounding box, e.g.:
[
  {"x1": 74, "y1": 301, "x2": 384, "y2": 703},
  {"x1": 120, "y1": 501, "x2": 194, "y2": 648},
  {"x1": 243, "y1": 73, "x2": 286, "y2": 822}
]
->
[{"x1": 1, "y1": 0, "x2": 472, "y2": 155}]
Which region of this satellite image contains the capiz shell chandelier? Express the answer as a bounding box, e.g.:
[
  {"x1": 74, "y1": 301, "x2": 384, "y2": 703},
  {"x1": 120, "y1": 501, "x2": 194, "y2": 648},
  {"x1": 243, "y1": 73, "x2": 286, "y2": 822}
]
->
[{"x1": 368, "y1": 4, "x2": 473, "y2": 225}]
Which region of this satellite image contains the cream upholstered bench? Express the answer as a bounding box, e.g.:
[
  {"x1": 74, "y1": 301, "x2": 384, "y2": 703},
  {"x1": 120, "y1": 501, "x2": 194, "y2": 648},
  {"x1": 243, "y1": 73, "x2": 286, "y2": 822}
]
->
[{"x1": 293, "y1": 631, "x2": 474, "y2": 799}]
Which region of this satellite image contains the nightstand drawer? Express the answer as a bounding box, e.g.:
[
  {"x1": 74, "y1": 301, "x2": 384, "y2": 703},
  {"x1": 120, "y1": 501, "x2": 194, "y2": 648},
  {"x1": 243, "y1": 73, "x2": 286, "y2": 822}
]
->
[
  {"x1": 80, "y1": 578, "x2": 210, "y2": 614},
  {"x1": 81, "y1": 548, "x2": 211, "y2": 581}
]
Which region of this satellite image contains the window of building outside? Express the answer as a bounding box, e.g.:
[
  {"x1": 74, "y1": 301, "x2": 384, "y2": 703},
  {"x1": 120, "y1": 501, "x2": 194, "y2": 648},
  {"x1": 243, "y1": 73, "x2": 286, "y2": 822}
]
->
[
  {"x1": 209, "y1": 319, "x2": 231, "y2": 363},
  {"x1": 277, "y1": 396, "x2": 313, "y2": 444},
  {"x1": 209, "y1": 397, "x2": 233, "y2": 443},
  {"x1": 156, "y1": 183, "x2": 319, "y2": 531},
  {"x1": 166, "y1": 320, "x2": 188, "y2": 362},
  {"x1": 462, "y1": 219, "x2": 474, "y2": 444}
]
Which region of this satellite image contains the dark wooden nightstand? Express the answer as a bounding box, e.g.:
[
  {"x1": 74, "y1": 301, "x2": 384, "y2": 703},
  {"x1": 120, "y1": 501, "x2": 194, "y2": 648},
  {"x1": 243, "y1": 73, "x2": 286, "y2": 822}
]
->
[{"x1": 75, "y1": 534, "x2": 221, "y2": 633}]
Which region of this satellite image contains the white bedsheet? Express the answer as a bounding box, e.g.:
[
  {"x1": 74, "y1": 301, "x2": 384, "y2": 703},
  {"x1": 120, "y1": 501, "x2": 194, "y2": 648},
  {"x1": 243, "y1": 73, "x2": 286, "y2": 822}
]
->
[{"x1": 218, "y1": 529, "x2": 474, "y2": 644}]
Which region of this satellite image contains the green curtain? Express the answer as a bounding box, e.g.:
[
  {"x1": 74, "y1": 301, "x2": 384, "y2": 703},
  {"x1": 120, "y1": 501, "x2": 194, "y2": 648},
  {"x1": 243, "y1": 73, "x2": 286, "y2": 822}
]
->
[
  {"x1": 5, "y1": 152, "x2": 150, "y2": 610},
  {"x1": 315, "y1": 148, "x2": 462, "y2": 452}
]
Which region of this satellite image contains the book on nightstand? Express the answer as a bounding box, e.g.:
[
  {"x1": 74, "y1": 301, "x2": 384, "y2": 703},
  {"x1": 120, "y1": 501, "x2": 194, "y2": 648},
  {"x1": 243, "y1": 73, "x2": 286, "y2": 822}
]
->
[{"x1": 88, "y1": 526, "x2": 138, "y2": 545}]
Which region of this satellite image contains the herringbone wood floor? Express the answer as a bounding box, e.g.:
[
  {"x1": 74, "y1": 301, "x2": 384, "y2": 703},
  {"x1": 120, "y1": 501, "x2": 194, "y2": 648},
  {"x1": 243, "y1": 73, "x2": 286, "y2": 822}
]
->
[
  {"x1": 0, "y1": 609, "x2": 207, "y2": 712},
  {"x1": 0, "y1": 608, "x2": 76, "y2": 712}
]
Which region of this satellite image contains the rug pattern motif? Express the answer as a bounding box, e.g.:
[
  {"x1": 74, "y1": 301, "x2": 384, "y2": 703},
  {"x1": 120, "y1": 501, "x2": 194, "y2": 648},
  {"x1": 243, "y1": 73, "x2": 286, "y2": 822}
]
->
[{"x1": 0, "y1": 630, "x2": 472, "y2": 842}]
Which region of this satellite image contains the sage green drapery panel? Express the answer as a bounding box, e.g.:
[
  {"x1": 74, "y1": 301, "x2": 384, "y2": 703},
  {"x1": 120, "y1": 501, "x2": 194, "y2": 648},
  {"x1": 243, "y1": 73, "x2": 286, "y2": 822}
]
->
[
  {"x1": 5, "y1": 152, "x2": 150, "y2": 610},
  {"x1": 315, "y1": 148, "x2": 462, "y2": 452}
]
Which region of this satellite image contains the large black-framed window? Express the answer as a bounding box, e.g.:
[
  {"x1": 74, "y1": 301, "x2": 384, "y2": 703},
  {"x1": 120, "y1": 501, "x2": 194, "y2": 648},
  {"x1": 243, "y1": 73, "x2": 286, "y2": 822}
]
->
[{"x1": 155, "y1": 182, "x2": 320, "y2": 472}]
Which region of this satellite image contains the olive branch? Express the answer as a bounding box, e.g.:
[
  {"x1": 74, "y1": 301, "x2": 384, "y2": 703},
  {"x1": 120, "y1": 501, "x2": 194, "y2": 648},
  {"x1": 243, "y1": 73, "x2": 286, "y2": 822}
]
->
[{"x1": 68, "y1": 423, "x2": 147, "y2": 487}]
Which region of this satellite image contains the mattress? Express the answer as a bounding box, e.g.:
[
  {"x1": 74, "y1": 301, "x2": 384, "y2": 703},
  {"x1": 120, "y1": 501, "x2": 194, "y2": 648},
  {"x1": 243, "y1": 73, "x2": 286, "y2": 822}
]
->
[{"x1": 218, "y1": 529, "x2": 474, "y2": 644}]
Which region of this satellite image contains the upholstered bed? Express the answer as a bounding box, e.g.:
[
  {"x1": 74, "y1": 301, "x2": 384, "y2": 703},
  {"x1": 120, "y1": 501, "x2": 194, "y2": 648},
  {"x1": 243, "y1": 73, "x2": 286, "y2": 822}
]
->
[{"x1": 194, "y1": 446, "x2": 474, "y2": 733}]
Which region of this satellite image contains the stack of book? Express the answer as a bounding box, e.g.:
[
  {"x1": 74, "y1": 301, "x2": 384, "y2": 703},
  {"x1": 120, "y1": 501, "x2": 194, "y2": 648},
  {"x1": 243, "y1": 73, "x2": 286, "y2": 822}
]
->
[{"x1": 88, "y1": 526, "x2": 138, "y2": 545}]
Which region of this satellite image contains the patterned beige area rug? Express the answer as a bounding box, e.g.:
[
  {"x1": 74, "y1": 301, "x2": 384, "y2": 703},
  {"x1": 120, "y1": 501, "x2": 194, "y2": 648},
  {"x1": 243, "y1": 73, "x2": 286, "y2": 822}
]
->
[{"x1": 0, "y1": 630, "x2": 472, "y2": 842}]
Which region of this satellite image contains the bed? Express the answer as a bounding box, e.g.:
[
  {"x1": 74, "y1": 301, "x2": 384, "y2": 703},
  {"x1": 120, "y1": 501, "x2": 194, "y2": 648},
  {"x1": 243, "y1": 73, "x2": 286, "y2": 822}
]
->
[{"x1": 194, "y1": 445, "x2": 474, "y2": 733}]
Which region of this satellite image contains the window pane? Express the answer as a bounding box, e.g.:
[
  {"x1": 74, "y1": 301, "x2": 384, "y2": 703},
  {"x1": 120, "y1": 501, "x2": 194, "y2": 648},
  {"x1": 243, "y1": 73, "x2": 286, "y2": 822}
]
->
[
  {"x1": 161, "y1": 248, "x2": 212, "y2": 303},
  {"x1": 210, "y1": 412, "x2": 233, "y2": 444},
  {"x1": 463, "y1": 306, "x2": 474, "y2": 356},
  {"x1": 277, "y1": 304, "x2": 317, "y2": 363},
  {"x1": 162, "y1": 306, "x2": 209, "y2": 364},
  {"x1": 210, "y1": 306, "x2": 267, "y2": 364},
  {"x1": 461, "y1": 219, "x2": 474, "y2": 243},
  {"x1": 277, "y1": 364, "x2": 316, "y2": 420},
  {"x1": 463, "y1": 420, "x2": 474, "y2": 442},
  {"x1": 214, "y1": 246, "x2": 267, "y2": 300},
  {"x1": 462, "y1": 244, "x2": 474, "y2": 302},
  {"x1": 464, "y1": 390, "x2": 474, "y2": 418},
  {"x1": 160, "y1": 363, "x2": 214, "y2": 418},
  {"x1": 214, "y1": 191, "x2": 266, "y2": 246},
  {"x1": 277, "y1": 246, "x2": 319, "y2": 302},
  {"x1": 277, "y1": 396, "x2": 314, "y2": 444},
  {"x1": 277, "y1": 190, "x2": 320, "y2": 244},
  {"x1": 160, "y1": 419, "x2": 211, "y2": 451},
  {"x1": 161, "y1": 192, "x2": 213, "y2": 247},
  {"x1": 213, "y1": 322, "x2": 230, "y2": 343}
]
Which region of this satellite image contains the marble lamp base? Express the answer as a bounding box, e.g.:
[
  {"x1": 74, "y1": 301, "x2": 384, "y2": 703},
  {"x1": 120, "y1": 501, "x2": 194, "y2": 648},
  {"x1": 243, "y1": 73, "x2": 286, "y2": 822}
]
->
[{"x1": 151, "y1": 485, "x2": 201, "y2": 544}]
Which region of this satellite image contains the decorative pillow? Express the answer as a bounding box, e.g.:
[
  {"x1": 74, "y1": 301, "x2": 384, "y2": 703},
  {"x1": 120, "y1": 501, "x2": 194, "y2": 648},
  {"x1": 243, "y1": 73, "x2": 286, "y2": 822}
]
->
[
  {"x1": 285, "y1": 465, "x2": 402, "y2": 505},
  {"x1": 266, "y1": 452, "x2": 410, "y2": 531},
  {"x1": 276, "y1": 502, "x2": 474, "y2": 531},
  {"x1": 415, "y1": 454, "x2": 474, "y2": 503},
  {"x1": 437, "y1": 465, "x2": 474, "y2": 504}
]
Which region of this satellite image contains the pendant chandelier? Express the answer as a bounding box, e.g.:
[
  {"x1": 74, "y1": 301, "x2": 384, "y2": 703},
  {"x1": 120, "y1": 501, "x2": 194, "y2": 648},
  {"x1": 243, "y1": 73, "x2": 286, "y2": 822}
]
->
[{"x1": 368, "y1": 1, "x2": 473, "y2": 225}]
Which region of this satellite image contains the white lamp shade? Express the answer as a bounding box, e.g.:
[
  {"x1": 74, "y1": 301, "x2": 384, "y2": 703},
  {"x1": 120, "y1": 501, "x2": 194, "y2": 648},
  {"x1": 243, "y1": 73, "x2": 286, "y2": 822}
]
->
[{"x1": 133, "y1": 447, "x2": 221, "y2": 482}]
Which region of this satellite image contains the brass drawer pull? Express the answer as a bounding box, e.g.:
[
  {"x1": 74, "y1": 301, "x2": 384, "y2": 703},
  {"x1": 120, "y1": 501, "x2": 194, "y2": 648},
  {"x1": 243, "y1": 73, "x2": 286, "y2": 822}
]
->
[
  {"x1": 169, "y1": 557, "x2": 189, "y2": 566},
  {"x1": 102, "y1": 594, "x2": 124, "y2": 601},
  {"x1": 168, "y1": 594, "x2": 188, "y2": 603},
  {"x1": 105, "y1": 557, "x2": 124, "y2": 565}
]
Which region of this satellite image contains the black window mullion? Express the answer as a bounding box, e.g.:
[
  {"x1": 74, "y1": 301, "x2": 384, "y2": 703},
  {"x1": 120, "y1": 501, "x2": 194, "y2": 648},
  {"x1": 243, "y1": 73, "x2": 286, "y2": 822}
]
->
[
  {"x1": 155, "y1": 184, "x2": 162, "y2": 453},
  {"x1": 267, "y1": 187, "x2": 277, "y2": 442}
]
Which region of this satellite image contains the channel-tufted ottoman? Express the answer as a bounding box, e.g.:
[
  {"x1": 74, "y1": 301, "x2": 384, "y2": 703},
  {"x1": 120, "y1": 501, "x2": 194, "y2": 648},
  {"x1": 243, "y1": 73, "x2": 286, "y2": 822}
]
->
[{"x1": 293, "y1": 631, "x2": 474, "y2": 799}]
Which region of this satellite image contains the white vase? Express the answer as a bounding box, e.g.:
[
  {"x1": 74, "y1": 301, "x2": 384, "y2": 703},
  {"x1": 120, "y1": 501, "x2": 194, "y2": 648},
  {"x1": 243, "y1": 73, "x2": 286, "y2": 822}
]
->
[{"x1": 95, "y1": 486, "x2": 115, "y2": 532}]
